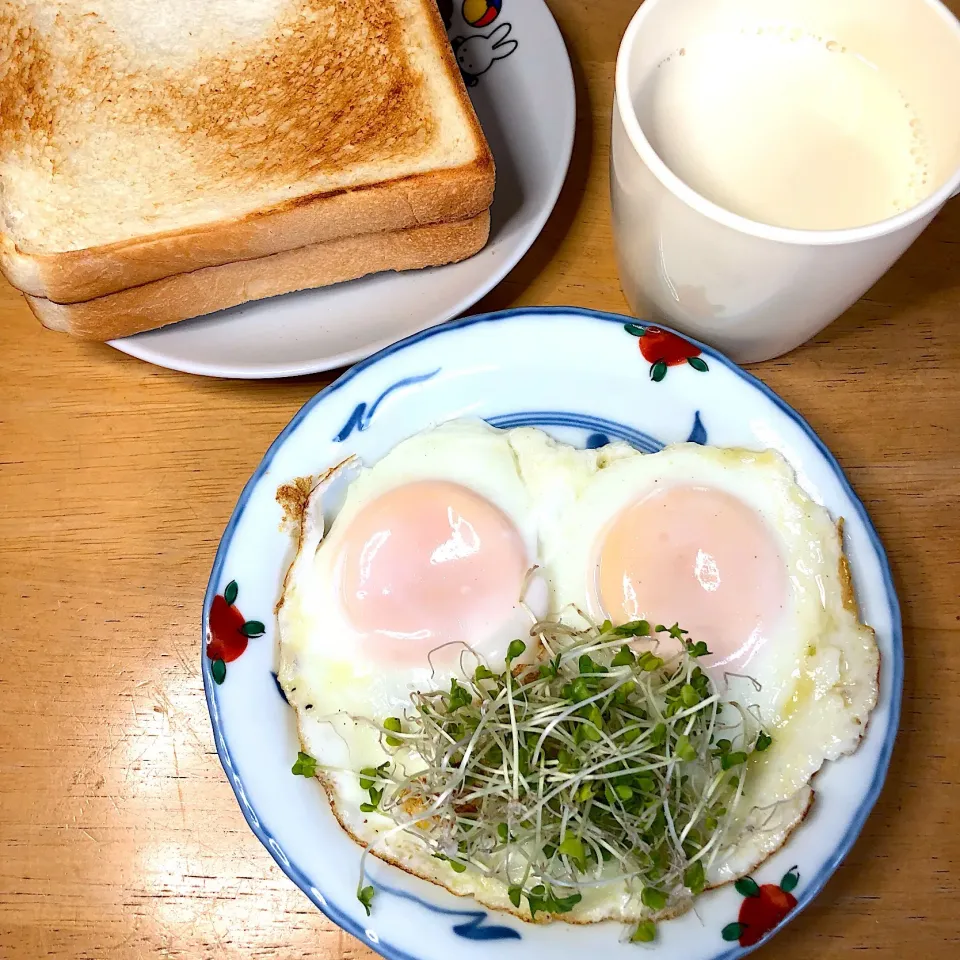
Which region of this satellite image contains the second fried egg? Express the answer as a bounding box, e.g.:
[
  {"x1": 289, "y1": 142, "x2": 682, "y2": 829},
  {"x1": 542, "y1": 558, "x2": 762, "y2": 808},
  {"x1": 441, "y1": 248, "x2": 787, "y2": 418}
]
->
[{"x1": 510, "y1": 429, "x2": 879, "y2": 880}]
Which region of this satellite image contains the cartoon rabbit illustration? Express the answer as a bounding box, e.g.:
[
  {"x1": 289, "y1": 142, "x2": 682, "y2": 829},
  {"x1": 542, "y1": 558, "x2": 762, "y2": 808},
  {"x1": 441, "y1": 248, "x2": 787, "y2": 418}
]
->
[{"x1": 453, "y1": 22, "x2": 518, "y2": 86}]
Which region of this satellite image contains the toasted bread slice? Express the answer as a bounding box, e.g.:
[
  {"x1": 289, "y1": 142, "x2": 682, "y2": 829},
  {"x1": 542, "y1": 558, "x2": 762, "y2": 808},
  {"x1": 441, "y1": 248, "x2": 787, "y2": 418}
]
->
[
  {"x1": 25, "y1": 210, "x2": 490, "y2": 340},
  {"x1": 0, "y1": 1, "x2": 493, "y2": 302}
]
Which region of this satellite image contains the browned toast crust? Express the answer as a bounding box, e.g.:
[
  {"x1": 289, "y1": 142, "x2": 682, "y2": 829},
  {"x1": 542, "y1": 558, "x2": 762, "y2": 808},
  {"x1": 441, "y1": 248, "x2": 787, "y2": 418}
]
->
[
  {"x1": 1, "y1": 163, "x2": 493, "y2": 303},
  {"x1": 25, "y1": 210, "x2": 491, "y2": 340},
  {"x1": 0, "y1": 0, "x2": 494, "y2": 301}
]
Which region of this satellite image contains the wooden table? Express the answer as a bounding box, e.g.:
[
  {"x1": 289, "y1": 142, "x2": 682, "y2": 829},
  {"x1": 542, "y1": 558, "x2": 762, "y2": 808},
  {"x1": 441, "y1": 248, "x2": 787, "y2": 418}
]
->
[{"x1": 2, "y1": 2, "x2": 958, "y2": 957}]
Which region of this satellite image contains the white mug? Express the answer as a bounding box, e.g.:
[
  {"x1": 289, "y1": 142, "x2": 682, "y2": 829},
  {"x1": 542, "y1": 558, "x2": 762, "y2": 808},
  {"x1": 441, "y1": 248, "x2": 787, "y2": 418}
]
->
[{"x1": 611, "y1": 0, "x2": 960, "y2": 363}]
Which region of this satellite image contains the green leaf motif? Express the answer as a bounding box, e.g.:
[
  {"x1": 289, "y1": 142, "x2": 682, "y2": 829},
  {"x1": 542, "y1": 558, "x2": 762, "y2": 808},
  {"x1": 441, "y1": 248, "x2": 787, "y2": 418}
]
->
[
  {"x1": 735, "y1": 876, "x2": 761, "y2": 898},
  {"x1": 781, "y1": 866, "x2": 800, "y2": 893},
  {"x1": 721, "y1": 922, "x2": 744, "y2": 942},
  {"x1": 223, "y1": 580, "x2": 238, "y2": 606},
  {"x1": 240, "y1": 620, "x2": 266, "y2": 638},
  {"x1": 624, "y1": 322, "x2": 646, "y2": 337},
  {"x1": 650, "y1": 360, "x2": 668, "y2": 382},
  {"x1": 211, "y1": 659, "x2": 226, "y2": 685},
  {"x1": 687, "y1": 356, "x2": 709, "y2": 372}
]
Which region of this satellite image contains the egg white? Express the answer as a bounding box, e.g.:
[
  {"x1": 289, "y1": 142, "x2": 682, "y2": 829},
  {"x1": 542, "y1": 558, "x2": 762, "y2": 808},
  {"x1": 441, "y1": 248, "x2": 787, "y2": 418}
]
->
[
  {"x1": 276, "y1": 422, "x2": 879, "y2": 922},
  {"x1": 277, "y1": 421, "x2": 547, "y2": 813},
  {"x1": 510, "y1": 433, "x2": 879, "y2": 882}
]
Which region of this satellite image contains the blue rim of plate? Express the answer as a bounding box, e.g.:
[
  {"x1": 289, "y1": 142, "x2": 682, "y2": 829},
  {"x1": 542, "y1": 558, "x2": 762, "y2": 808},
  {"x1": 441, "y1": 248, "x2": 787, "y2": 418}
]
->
[{"x1": 202, "y1": 306, "x2": 903, "y2": 960}]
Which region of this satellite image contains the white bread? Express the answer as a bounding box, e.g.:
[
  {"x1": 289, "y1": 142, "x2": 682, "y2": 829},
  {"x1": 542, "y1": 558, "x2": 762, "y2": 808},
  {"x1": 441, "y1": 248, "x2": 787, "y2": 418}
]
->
[
  {"x1": 26, "y1": 210, "x2": 490, "y2": 340},
  {"x1": 0, "y1": 1, "x2": 494, "y2": 302}
]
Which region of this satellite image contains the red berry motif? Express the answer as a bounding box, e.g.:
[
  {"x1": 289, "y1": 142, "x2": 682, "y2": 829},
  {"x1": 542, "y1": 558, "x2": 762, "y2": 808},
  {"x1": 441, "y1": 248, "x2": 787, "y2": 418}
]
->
[
  {"x1": 206, "y1": 581, "x2": 265, "y2": 684},
  {"x1": 722, "y1": 868, "x2": 800, "y2": 947},
  {"x1": 624, "y1": 323, "x2": 709, "y2": 381}
]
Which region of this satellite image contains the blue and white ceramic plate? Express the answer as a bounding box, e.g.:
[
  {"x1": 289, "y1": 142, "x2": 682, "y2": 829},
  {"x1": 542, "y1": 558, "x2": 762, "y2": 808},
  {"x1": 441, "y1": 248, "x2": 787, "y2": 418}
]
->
[
  {"x1": 110, "y1": 0, "x2": 574, "y2": 379},
  {"x1": 203, "y1": 307, "x2": 901, "y2": 958}
]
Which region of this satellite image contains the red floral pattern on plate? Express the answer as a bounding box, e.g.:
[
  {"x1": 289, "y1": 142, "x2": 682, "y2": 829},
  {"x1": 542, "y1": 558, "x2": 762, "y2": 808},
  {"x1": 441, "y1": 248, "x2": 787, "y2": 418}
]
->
[
  {"x1": 722, "y1": 867, "x2": 800, "y2": 947},
  {"x1": 205, "y1": 581, "x2": 265, "y2": 684},
  {"x1": 624, "y1": 323, "x2": 709, "y2": 381}
]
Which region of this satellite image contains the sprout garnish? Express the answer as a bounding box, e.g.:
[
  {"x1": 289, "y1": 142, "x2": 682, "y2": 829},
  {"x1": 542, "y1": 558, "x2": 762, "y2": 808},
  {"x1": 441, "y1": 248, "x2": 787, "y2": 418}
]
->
[{"x1": 350, "y1": 619, "x2": 772, "y2": 939}]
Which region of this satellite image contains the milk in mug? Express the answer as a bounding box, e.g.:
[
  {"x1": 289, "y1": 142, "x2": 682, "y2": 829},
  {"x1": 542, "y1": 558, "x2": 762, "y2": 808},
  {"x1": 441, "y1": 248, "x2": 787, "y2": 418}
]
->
[{"x1": 633, "y1": 26, "x2": 933, "y2": 230}]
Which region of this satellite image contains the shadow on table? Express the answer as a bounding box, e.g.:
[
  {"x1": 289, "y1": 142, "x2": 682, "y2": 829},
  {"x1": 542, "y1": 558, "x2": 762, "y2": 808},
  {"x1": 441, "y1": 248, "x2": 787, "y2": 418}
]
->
[{"x1": 796, "y1": 201, "x2": 960, "y2": 355}]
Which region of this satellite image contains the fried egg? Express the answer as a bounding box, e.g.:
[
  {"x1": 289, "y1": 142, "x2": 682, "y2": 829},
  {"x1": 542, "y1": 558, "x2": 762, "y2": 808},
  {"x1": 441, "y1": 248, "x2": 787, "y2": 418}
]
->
[
  {"x1": 277, "y1": 421, "x2": 545, "y2": 803},
  {"x1": 276, "y1": 420, "x2": 879, "y2": 922},
  {"x1": 509, "y1": 428, "x2": 879, "y2": 882}
]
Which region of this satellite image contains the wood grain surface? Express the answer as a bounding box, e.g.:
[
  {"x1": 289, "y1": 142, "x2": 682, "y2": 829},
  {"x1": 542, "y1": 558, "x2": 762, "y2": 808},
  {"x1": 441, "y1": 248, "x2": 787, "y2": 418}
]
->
[{"x1": 1, "y1": 1, "x2": 958, "y2": 957}]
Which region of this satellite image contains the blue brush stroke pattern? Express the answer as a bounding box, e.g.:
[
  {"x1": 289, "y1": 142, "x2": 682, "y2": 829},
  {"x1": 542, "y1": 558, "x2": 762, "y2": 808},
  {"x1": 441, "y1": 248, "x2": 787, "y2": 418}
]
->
[
  {"x1": 487, "y1": 412, "x2": 663, "y2": 453},
  {"x1": 272, "y1": 672, "x2": 289, "y2": 705},
  {"x1": 489, "y1": 411, "x2": 708, "y2": 451},
  {"x1": 374, "y1": 878, "x2": 521, "y2": 942},
  {"x1": 687, "y1": 411, "x2": 707, "y2": 444},
  {"x1": 452, "y1": 914, "x2": 522, "y2": 941},
  {"x1": 334, "y1": 369, "x2": 441, "y2": 442}
]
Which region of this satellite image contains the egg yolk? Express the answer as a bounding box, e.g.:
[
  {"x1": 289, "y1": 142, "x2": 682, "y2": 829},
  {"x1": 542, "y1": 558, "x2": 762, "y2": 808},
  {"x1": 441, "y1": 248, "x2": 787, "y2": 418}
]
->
[
  {"x1": 337, "y1": 481, "x2": 528, "y2": 657},
  {"x1": 596, "y1": 485, "x2": 786, "y2": 667}
]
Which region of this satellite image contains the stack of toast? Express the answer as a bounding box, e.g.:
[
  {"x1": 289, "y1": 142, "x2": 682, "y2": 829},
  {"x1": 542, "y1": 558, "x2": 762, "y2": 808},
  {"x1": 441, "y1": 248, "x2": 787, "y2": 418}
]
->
[{"x1": 0, "y1": 0, "x2": 494, "y2": 340}]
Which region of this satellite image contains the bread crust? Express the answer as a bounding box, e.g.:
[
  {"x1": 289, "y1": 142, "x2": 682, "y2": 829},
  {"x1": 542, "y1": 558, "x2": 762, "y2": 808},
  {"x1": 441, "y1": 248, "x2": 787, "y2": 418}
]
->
[
  {"x1": 1, "y1": 0, "x2": 494, "y2": 302},
  {"x1": 25, "y1": 211, "x2": 490, "y2": 340},
  {"x1": 2, "y1": 163, "x2": 493, "y2": 302}
]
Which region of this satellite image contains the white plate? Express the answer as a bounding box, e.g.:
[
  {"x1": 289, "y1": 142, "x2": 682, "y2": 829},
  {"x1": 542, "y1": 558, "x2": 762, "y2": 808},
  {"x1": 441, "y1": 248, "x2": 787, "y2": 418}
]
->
[
  {"x1": 203, "y1": 307, "x2": 901, "y2": 959},
  {"x1": 108, "y1": 1, "x2": 574, "y2": 379}
]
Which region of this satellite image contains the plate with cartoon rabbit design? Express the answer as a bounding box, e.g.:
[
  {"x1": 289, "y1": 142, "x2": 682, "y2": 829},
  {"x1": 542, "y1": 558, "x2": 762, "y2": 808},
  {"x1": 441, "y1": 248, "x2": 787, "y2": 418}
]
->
[{"x1": 110, "y1": 0, "x2": 575, "y2": 379}]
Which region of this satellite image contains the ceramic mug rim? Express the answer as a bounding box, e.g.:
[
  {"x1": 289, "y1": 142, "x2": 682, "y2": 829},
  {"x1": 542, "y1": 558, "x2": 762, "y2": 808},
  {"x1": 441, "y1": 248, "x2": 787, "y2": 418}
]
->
[{"x1": 614, "y1": 0, "x2": 960, "y2": 247}]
